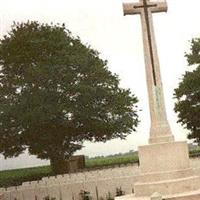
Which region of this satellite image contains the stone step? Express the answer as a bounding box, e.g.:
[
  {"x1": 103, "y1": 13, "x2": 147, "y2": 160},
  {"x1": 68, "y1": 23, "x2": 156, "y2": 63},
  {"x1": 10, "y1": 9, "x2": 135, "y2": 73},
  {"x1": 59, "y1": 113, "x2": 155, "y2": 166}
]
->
[
  {"x1": 115, "y1": 189, "x2": 200, "y2": 200},
  {"x1": 134, "y1": 175, "x2": 200, "y2": 197},
  {"x1": 165, "y1": 189, "x2": 200, "y2": 200},
  {"x1": 138, "y1": 168, "x2": 194, "y2": 183}
]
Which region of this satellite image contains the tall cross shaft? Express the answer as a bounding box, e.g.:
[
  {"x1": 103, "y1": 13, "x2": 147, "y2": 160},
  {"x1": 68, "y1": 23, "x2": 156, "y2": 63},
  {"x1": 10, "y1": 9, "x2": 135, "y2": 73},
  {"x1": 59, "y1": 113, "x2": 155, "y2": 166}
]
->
[
  {"x1": 123, "y1": 0, "x2": 174, "y2": 144},
  {"x1": 135, "y1": 1, "x2": 158, "y2": 86}
]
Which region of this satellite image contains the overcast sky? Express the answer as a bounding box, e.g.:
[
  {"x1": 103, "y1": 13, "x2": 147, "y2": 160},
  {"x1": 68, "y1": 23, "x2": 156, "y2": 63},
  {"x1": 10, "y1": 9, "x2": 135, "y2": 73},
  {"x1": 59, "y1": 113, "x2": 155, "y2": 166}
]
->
[{"x1": 0, "y1": 0, "x2": 200, "y2": 169}]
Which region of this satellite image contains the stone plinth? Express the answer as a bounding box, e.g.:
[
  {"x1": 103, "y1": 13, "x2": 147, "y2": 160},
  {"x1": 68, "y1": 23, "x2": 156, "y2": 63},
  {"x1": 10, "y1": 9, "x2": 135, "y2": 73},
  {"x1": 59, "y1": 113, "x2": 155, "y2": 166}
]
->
[
  {"x1": 115, "y1": 141, "x2": 200, "y2": 200},
  {"x1": 138, "y1": 142, "x2": 189, "y2": 174}
]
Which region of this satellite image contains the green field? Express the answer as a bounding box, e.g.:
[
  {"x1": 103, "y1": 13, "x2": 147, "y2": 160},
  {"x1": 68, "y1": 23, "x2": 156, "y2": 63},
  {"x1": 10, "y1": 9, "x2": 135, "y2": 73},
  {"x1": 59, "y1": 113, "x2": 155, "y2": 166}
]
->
[
  {"x1": 0, "y1": 165, "x2": 52, "y2": 188},
  {"x1": 0, "y1": 149, "x2": 199, "y2": 188},
  {"x1": 85, "y1": 152, "x2": 139, "y2": 168}
]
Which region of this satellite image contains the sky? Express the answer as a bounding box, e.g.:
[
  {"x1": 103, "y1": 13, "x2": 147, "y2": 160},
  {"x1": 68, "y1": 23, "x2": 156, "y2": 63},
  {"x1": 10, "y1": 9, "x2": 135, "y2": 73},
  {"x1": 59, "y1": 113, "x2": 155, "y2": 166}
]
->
[{"x1": 0, "y1": 0, "x2": 200, "y2": 170}]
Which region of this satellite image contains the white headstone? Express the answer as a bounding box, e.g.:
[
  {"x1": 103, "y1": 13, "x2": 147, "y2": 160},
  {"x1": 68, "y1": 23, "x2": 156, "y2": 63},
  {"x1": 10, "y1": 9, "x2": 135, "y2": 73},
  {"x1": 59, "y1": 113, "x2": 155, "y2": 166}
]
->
[
  {"x1": 47, "y1": 185, "x2": 61, "y2": 200},
  {"x1": 151, "y1": 192, "x2": 162, "y2": 200},
  {"x1": 60, "y1": 183, "x2": 73, "y2": 200},
  {"x1": 21, "y1": 187, "x2": 36, "y2": 200}
]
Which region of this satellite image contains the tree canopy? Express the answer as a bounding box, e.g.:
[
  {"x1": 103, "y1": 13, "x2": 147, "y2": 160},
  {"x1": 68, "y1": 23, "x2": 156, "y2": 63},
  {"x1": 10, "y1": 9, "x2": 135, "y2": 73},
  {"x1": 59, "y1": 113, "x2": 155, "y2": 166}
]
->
[
  {"x1": 174, "y1": 38, "x2": 200, "y2": 144},
  {"x1": 0, "y1": 21, "x2": 139, "y2": 173}
]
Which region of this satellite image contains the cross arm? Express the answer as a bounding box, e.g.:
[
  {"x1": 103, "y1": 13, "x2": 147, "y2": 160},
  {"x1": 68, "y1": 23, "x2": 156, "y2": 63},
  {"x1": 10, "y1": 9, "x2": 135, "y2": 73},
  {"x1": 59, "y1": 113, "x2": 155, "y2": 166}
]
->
[
  {"x1": 123, "y1": 2, "x2": 168, "y2": 16},
  {"x1": 123, "y1": 3, "x2": 141, "y2": 15},
  {"x1": 151, "y1": 2, "x2": 168, "y2": 13}
]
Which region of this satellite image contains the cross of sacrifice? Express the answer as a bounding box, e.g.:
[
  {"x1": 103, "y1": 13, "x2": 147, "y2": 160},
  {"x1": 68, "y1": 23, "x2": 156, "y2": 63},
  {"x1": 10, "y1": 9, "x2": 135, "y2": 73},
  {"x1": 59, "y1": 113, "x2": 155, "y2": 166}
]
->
[{"x1": 123, "y1": 0, "x2": 174, "y2": 143}]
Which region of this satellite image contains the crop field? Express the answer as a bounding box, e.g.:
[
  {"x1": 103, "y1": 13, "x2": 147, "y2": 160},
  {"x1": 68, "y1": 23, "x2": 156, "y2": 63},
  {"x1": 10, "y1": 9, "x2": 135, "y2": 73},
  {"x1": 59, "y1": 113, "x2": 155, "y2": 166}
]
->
[
  {"x1": 0, "y1": 165, "x2": 52, "y2": 188},
  {"x1": 86, "y1": 152, "x2": 139, "y2": 168}
]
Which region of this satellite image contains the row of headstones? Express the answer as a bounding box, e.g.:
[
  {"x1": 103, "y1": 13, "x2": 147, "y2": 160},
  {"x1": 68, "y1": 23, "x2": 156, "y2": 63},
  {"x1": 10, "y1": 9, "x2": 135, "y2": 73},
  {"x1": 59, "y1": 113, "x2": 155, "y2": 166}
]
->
[
  {"x1": 40, "y1": 165, "x2": 138, "y2": 185},
  {"x1": 0, "y1": 176, "x2": 138, "y2": 200},
  {"x1": 16, "y1": 165, "x2": 138, "y2": 188}
]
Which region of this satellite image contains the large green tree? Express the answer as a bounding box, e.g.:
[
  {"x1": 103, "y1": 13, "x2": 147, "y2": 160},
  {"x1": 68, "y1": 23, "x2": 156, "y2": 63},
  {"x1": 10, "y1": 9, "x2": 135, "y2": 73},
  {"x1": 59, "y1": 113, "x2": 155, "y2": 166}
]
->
[
  {"x1": 174, "y1": 38, "x2": 200, "y2": 144},
  {"x1": 0, "y1": 21, "x2": 138, "y2": 174}
]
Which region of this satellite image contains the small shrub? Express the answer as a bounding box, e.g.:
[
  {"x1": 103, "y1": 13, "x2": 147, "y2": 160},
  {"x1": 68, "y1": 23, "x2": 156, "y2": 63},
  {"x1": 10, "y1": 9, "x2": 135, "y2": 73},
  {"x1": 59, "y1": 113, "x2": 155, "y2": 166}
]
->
[
  {"x1": 106, "y1": 192, "x2": 114, "y2": 200},
  {"x1": 79, "y1": 190, "x2": 92, "y2": 200},
  {"x1": 43, "y1": 196, "x2": 56, "y2": 200},
  {"x1": 115, "y1": 187, "x2": 125, "y2": 196}
]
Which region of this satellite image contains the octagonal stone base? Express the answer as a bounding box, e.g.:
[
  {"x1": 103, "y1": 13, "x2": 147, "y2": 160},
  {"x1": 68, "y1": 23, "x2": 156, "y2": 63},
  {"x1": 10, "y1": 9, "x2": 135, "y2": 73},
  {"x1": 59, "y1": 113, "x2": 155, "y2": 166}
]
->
[
  {"x1": 115, "y1": 189, "x2": 200, "y2": 200},
  {"x1": 115, "y1": 141, "x2": 200, "y2": 200}
]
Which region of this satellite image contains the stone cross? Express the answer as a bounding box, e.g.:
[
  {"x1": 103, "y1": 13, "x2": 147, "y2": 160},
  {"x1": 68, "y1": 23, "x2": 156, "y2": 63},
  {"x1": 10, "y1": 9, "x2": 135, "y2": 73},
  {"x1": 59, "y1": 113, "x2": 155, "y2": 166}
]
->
[{"x1": 123, "y1": 0, "x2": 174, "y2": 144}]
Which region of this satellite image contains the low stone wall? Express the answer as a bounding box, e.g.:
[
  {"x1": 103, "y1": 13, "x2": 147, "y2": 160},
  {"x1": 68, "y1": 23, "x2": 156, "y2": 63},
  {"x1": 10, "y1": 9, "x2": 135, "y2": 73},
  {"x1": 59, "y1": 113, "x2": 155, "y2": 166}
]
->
[{"x1": 0, "y1": 158, "x2": 199, "y2": 200}]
